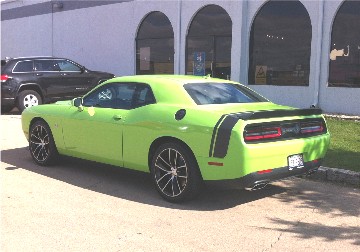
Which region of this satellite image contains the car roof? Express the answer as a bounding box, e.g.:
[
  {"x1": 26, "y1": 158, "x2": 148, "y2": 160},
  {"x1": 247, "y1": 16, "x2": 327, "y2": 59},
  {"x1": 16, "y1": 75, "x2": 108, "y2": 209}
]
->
[
  {"x1": 3, "y1": 56, "x2": 65, "y2": 61},
  {"x1": 109, "y1": 74, "x2": 235, "y2": 85}
]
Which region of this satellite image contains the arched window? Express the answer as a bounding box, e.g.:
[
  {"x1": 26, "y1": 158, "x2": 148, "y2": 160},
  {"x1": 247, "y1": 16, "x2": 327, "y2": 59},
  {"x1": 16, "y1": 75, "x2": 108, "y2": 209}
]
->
[
  {"x1": 329, "y1": 0, "x2": 360, "y2": 88},
  {"x1": 186, "y1": 5, "x2": 232, "y2": 80},
  {"x1": 248, "y1": 0, "x2": 312, "y2": 86},
  {"x1": 136, "y1": 12, "x2": 174, "y2": 75}
]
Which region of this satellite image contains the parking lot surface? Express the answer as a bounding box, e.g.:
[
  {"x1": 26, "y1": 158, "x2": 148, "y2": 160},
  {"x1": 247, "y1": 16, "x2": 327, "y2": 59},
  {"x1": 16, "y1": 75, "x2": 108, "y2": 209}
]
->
[{"x1": 1, "y1": 115, "x2": 359, "y2": 251}]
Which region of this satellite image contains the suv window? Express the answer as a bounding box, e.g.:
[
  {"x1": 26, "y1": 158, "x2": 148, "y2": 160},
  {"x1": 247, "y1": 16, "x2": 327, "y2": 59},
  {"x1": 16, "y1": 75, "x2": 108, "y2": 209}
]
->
[
  {"x1": 57, "y1": 60, "x2": 81, "y2": 72},
  {"x1": 83, "y1": 83, "x2": 155, "y2": 109},
  {"x1": 13, "y1": 60, "x2": 34, "y2": 72},
  {"x1": 34, "y1": 60, "x2": 61, "y2": 71}
]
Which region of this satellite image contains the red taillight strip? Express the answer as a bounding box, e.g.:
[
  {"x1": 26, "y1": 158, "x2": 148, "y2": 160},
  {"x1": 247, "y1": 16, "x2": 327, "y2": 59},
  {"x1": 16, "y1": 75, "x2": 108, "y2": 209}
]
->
[
  {"x1": 257, "y1": 169, "x2": 273, "y2": 174},
  {"x1": 244, "y1": 127, "x2": 282, "y2": 141},
  {"x1": 208, "y1": 162, "x2": 224, "y2": 166}
]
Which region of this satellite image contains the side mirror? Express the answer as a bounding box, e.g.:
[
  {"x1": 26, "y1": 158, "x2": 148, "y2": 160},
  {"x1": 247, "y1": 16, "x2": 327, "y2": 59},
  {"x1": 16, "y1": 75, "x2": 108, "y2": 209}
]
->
[
  {"x1": 73, "y1": 97, "x2": 84, "y2": 111},
  {"x1": 80, "y1": 66, "x2": 85, "y2": 73}
]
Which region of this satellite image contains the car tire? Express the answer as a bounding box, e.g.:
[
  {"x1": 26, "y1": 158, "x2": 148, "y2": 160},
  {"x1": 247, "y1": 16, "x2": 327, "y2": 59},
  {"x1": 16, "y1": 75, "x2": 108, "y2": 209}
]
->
[
  {"x1": 150, "y1": 143, "x2": 203, "y2": 202},
  {"x1": 17, "y1": 90, "x2": 42, "y2": 112},
  {"x1": 29, "y1": 120, "x2": 58, "y2": 166}
]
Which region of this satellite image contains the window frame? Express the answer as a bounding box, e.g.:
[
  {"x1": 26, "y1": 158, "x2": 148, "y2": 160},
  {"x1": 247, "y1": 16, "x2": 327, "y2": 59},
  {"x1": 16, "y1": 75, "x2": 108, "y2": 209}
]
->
[
  {"x1": 12, "y1": 60, "x2": 34, "y2": 73},
  {"x1": 328, "y1": 0, "x2": 360, "y2": 88},
  {"x1": 136, "y1": 11, "x2": 175, "y2": 75},
  {"x1": 82, "y1": 82, "x2": 156, "y2": 110},
  {"x1": 248, "y1": 0, "x2": 312, "y2": 86}
]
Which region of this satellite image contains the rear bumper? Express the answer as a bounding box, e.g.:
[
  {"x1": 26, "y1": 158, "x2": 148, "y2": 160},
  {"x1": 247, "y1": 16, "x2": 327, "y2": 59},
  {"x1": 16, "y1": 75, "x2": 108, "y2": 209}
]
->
[
  {"x1": 1, "y1": 97, "x2": 15, "y2": 107},
  {"x1": 1, "y1": 83, "x2": 17, "y2": 107},
  {"x1": 238, "y1": 160, "x2": 322, "y2": 188},
  {"x1": 226, "y1": 159, "x2": 322, "y2": 189}
]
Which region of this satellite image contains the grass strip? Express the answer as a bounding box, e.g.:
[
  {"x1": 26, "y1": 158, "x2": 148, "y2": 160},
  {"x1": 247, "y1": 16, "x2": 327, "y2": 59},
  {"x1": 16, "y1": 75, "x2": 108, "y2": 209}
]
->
[{"x1": 323, "y1": 117, "x2": 360, "y2": 173}]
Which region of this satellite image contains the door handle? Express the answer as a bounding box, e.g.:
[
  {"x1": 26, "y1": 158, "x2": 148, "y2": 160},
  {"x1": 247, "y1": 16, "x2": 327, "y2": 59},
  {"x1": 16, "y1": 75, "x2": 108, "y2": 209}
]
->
[
  {"x1": 35, "y1": 73, "x2": 43, "y2": 76},
  {"x1": 61, "y1": 73, "x2": 68, "y2": 76},
  {"x1": 113, "y1": 115, "x2": 122, "y2": 120}
]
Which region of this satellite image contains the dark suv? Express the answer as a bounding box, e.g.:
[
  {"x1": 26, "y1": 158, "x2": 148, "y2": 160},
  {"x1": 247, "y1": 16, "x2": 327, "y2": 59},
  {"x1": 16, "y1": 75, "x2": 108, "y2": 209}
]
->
[{"x1": 1, "y1": 56, "x2": 115, "y2": 112}]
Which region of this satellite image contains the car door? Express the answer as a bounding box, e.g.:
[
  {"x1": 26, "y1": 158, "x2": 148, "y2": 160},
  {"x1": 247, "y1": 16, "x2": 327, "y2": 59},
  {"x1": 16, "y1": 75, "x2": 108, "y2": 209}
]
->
[
  {"x1": 61, "y1": 83, "x2": 136, "y2": 167},
  {"x1": 56, "y1": 59, "x2": 94, "y2": 97},
  {"x1": 34, "y1": 59, "x2": 72, "y2": 101}
]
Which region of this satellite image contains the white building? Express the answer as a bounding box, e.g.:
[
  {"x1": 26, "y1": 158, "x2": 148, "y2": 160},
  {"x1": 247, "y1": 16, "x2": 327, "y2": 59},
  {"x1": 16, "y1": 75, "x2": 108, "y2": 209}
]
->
[{"x1": 1, "y1": 0, "x2": 359, "y2": 115}]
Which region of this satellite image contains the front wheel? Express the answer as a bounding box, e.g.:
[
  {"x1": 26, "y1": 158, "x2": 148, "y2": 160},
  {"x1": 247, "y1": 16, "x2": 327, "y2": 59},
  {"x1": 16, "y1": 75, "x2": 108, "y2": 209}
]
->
[
  {"x1": 29, "y1": 120, "x2": 58, "y2": 166},
  {"x1": 17, "y1": 90, "x2": 42, "y2": 112},
  {"x1": 150, "y1": 143, "x2": 202, "y2": 202}
]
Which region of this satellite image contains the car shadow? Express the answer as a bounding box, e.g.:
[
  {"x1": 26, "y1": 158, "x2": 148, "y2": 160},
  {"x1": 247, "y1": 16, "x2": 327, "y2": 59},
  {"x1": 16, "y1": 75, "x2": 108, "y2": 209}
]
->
[{"x1": 1, "y1": 147, "x2": 286, "y2": 211}]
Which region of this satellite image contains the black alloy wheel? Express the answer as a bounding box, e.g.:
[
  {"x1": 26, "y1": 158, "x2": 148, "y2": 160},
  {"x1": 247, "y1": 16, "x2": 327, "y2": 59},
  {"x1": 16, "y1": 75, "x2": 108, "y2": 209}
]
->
[
  {"x1": 151, "y1": 143, "x2": 202, "y2": 202},
  {"x1": 29, "y1": 120, "x2": 58, "y2": 166}
]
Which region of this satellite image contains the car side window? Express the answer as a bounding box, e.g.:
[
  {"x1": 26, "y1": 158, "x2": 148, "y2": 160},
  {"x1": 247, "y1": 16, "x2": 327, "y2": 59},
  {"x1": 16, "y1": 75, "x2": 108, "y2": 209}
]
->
[
  {"x1": 132, "y1": 84, "x2": 156, "y2": 108},
  {"x1": 34, "y1": 60, "x2": 61, "y2": 72},
  {"x1": 13, "y1": 60, "x2": 33, "y2": 72},
  {"x1": 82, "y1": 83, "x2": 155, "y2": 110},
  {"x1": 57, "y1": 60, "x2": 81, "y2": 72}
]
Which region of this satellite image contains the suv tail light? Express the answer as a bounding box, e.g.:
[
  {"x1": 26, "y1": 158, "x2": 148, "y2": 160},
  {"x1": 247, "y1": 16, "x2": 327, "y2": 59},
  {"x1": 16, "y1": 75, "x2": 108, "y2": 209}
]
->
[{"x1": 1, "y1": 74, "x2": 10, "y2": 82}]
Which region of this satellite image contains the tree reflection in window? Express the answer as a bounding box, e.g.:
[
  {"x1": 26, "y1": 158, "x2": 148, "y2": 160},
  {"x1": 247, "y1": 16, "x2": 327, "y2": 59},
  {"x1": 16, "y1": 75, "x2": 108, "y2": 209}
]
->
[
  {"x1": 248, "y1": 0, "x2": 311, "y2": 86},
  {"x1": 136, "y1": 12, "x2": 174, "y2": 75},
  {"x1": 329, "y1": 0, "x2": 360, "y2": 88}
]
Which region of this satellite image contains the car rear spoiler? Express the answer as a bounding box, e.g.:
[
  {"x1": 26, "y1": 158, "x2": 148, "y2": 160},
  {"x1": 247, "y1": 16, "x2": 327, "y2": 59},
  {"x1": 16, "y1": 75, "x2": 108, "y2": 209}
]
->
[{"x1": 232, "y1": 108, "x2": 323, "y2": 120}]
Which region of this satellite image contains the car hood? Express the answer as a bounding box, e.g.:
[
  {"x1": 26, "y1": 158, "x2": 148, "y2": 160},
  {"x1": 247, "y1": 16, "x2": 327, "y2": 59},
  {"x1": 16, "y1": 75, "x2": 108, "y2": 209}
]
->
[
  {"x1": 55, "y1": 100, "x2": 72, "y2": 106},
  {"x1": 87, "y1": 70, "x2": 115, "y2": 78}
]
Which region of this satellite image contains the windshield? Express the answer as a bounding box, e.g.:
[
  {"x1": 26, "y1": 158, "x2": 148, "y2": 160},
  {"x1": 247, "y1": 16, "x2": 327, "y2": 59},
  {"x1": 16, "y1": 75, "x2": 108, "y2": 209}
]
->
[{"x1": 184, "y1": 83, "x2": 268, "y2": 105}]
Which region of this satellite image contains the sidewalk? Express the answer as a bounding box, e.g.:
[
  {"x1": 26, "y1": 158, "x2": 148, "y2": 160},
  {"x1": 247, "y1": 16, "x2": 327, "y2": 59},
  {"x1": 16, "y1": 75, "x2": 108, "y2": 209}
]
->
[{"x1": 308, "y1": 166, "x2": 360, "y2": 187}]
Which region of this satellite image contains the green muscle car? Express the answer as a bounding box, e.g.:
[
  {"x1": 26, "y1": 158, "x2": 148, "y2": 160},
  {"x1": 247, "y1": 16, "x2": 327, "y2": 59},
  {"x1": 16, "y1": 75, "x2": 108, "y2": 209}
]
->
[{"x1": 21, "y1": 75, "x2": 330, "y2": 202}]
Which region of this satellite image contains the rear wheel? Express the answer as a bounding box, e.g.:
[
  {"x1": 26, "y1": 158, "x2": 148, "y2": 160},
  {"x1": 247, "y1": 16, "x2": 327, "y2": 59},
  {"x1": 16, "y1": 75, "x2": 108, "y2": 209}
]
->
[
  {"x1": 150, "y1": 143, "x2": 202, "y2": 202},
  {"x1": 29, "y1": 120, "x2": 58, "y2": 166},
  {"x1": 17, "y1": 90, "x2": 42, "y2": 112}
]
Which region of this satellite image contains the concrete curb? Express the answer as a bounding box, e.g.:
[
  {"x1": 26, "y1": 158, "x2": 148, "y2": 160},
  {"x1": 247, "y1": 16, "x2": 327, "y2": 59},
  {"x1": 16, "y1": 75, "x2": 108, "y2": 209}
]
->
[{"x1": 307, "y1": 166, "x2": 360, "y2": 187}]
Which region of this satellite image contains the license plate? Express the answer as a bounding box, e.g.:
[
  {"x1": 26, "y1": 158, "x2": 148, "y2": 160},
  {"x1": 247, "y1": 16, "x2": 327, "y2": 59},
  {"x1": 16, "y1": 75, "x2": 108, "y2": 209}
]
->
[{"x1": 288, "y1": 154, "x2": 304, "y2": 170}]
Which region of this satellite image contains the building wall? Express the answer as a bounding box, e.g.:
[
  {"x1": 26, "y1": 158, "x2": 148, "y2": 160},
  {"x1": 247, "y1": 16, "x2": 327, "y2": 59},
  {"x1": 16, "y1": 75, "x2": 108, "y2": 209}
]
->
[{"x1": 1, "y1": 0, "x2": 359, "y2": 115}]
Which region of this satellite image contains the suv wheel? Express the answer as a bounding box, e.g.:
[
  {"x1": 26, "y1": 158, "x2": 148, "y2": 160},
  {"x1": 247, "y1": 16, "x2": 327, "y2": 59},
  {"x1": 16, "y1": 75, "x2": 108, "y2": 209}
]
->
[{"x1": 17, "y1": 90, "x2": 42, "y2": 112}]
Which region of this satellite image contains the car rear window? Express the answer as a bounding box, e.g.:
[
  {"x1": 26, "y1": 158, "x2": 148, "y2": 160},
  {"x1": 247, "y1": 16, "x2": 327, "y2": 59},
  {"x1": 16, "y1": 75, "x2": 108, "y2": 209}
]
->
[
  {"x1": 13, "y1": 60, "x2": 34, "y2": 72},
  {"x1": 184, "y1": 83, "x2": 268, "y2": 105}
]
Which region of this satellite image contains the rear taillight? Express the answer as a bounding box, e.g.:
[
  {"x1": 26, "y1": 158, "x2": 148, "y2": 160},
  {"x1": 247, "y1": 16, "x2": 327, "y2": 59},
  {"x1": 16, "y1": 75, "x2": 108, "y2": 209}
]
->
[
  {"x1": 244, "y1": 119, "x2": 326, "y2": 143},
  {"x1": 244, "y1": 126, "x2": 282, "y2": 141},
  {"x1": 300, "y1": 122, "x2": 324, "y2": 134},
  {"x1": 1, "y1": 74, "x2": 10, "y2": 82}
]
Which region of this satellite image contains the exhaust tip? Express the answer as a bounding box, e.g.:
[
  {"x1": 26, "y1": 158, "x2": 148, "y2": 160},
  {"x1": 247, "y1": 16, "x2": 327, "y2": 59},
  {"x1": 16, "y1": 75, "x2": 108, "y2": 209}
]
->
[{"x1": 246, "y1": 181, "x2": 269, "y2": 191}]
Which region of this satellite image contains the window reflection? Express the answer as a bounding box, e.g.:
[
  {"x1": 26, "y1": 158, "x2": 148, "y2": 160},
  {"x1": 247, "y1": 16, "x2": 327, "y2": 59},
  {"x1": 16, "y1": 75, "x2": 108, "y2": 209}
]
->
[
  {"x1": 248, "y1": 0, "x2": 312, "y2": 86},
  {"x1": 136, "y1": 12, "x2": 174, "y2": 74},
  {"x1": 329, "y1": 0, "x2": 360, "y2": 88},
  {"x1": 186, "y1": 5, "x2": 232, "y2": 80}
]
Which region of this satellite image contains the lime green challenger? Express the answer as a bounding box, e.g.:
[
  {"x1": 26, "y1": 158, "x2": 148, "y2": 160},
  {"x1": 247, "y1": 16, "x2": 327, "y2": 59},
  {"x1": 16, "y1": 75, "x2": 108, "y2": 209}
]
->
[{"x1": 21, "y1": 75, "x2": 330, "y2": 202}]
